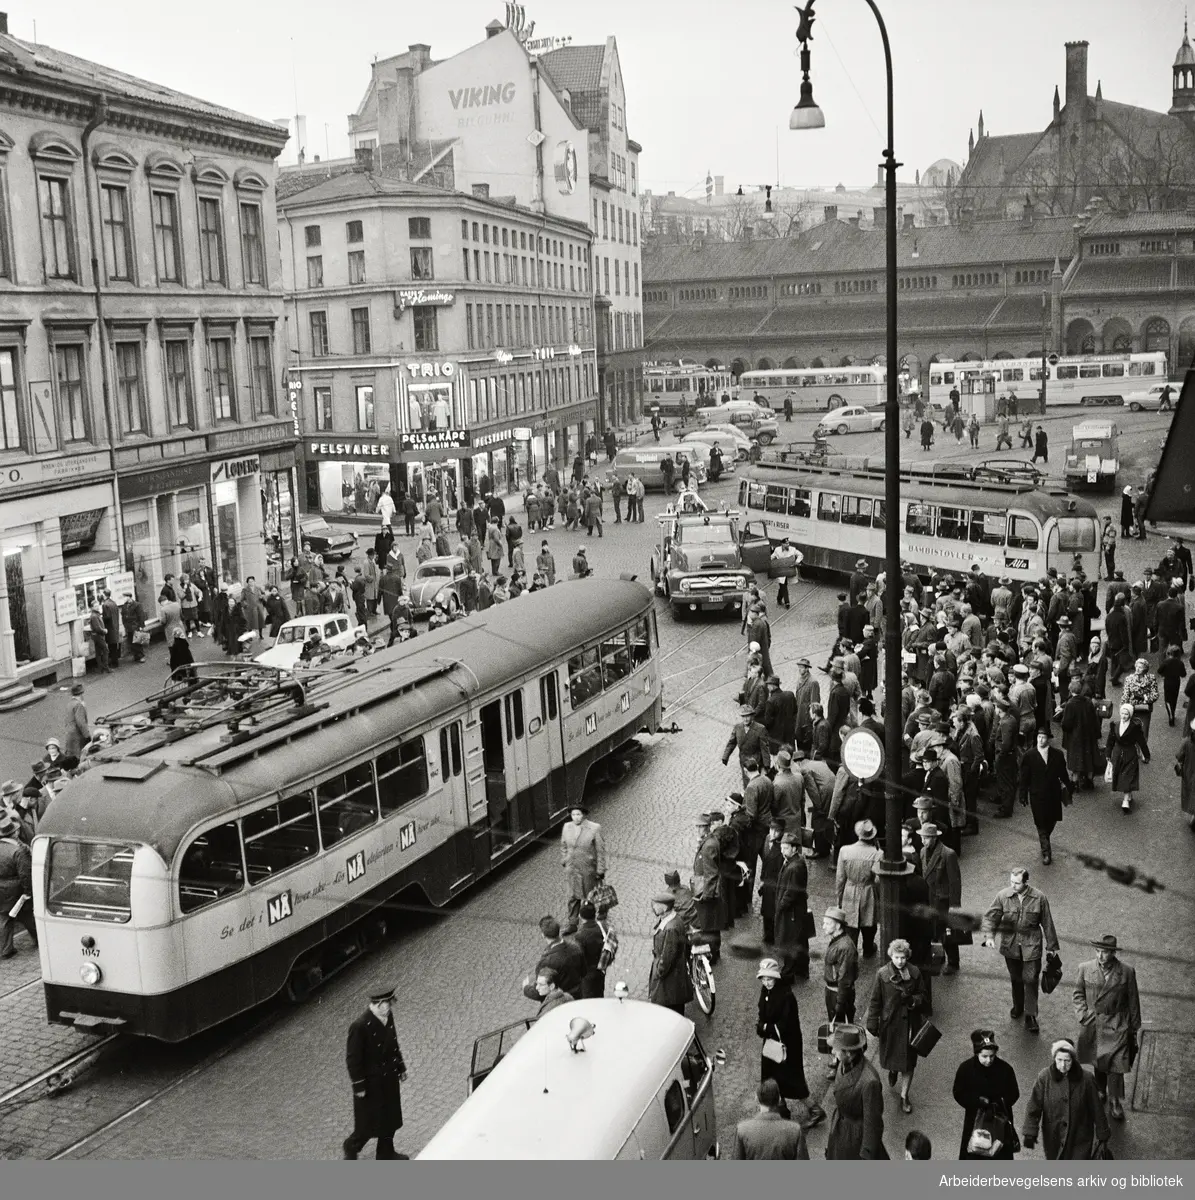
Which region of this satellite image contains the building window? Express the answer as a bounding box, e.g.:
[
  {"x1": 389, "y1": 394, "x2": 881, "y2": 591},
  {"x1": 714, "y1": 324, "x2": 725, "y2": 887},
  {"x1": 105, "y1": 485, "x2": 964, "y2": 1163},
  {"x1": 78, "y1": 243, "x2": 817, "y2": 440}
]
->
[
  {"x1": 483, "y1": 251, "x2": 491, "y2": 283},
  {"x1": 351, "y1": 306, "x2": 371, "y2": 355},
  {"x1": 54, "y1": 343, "x2": 89, "y2": 442},
  {"x1": 163, "y1": 339, "x2": 193, "y2": 429},
  {"x1": 602, "y1": 202, "x2": 608, "y2": 239},
  {"x1": 114, "y1": 341, "x2": 145, "y2": 434},
  {"x1": 412, "y1": 306, "x2": 439, "y2": 352},
  {"x1": 307, "y1": 255, "x2": 324, "y2": 288},
  {"x1": 408, "y1": 216, "x2": 431, "y2": 239},
  {"x1": 633, "y1": 262, "x2": 640, "y2": 296},
  {"x1": 462, "y1": 249, "x2": 470, "y2": 280},
  {"x1": 466, "y1": 303, "x2": 474, "y2": 349},
  {"x1": 100, "y1": 184, "x2": 133, "y2": 281},
  {"x1": 39, "y1": 176, "x2": 76, "y2": 280},
  {"x1": 461, "y1": 219, "x2": 469, "y2": 240},
  {"x1": 314, "y1": 385, "x2": 332, "y2": 431},
  {"x1": 632, "y1": 213, "x2": 637, "y2": 245},
  {"x1": 198, "y1": 197, "x2": 226, "y2": 284},
  {"x1": 0, "y1": 347, "x2": 20, "y2": 450},
  {"x1": 348, "y1": 249, "x2": 366, "y2": 284},
  {"x1": 346, "y1": 220, "x2": 363, "y2": 243},
  {"x1": 240, "y1": 202, "x2": 266, "y2": 285},
  {"x1": 305, "y1": 225, "x2": 321, "y2": 248},
  {"x1": 410, "y1": 246, "x2": 434, "y2": 281},
  {"x1": 208, "y1": 336, "x2": 235, "y2": 421},
  {"x1": 310, "y1": 311, "x2": 329, "y2": 357},
  {"x1": 152, "y1": 191, "x2": 181, "y2": 283},
  {"x1": 249, "y1": 334, "x2": 275, "y2": 416},
  {"x1": 604, "y1": 259, "x2": 610, "y2": 294},
  {"x1": 486, "y1": 304, "x2": 495, "y2": 347},
  {"x1": 356, "y1": 384, "x2": 375, "y2": 430}
]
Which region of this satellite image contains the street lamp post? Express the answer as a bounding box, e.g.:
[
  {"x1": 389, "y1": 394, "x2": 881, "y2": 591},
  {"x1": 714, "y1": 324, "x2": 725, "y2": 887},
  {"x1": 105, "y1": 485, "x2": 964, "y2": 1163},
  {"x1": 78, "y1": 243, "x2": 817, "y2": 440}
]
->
[{"x1": 791, "y1": 0, "x2": 909, "y2": 954}]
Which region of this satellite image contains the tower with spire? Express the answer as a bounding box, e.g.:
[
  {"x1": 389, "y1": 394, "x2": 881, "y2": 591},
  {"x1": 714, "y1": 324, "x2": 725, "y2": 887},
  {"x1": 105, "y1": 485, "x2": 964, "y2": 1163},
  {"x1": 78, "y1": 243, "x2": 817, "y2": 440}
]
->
[{"x1": 1171, "y1": 13, "x2": 1195, "y2": 122}]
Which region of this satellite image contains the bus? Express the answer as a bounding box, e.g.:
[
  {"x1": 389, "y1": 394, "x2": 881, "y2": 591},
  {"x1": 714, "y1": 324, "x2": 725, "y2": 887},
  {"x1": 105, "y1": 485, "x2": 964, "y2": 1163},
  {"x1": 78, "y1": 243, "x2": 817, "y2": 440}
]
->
[
  {"x1": 738, "y1": 462, "x2": 1101, "y2": 583},
  {"x1": 927, "y1": 352, "x2": 1166, "y2": 411},
  {"x1": 33, "y1": 581, "x2": 662, "y2": 1041},
  {"x1": 739, "y1": 366, "x2": 887, "y2": 414},
  {"x1": 644, "y1": 363, "x2": 732, "y2": 419}
]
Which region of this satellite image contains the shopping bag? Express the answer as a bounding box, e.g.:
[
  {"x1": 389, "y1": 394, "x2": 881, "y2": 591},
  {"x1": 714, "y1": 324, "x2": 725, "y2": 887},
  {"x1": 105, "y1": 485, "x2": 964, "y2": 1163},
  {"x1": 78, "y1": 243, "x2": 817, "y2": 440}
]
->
[
  {"x1": 1104, "y1": 761, "x2": 1114, "y2": 784},
  {"x1": 586, "y1": 879, "x2": 619, "y2": 912}
]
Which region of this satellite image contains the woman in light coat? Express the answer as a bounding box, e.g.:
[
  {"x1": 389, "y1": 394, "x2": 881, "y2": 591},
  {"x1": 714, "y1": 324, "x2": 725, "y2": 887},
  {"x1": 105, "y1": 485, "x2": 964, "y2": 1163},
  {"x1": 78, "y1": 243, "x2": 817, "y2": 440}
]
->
[
  {"x1": 560, "y1": 804, "x2": 605, "y2": 934},
  {"x1": 1105, "y1": 702, "x2": 1150, "y2": 813}
]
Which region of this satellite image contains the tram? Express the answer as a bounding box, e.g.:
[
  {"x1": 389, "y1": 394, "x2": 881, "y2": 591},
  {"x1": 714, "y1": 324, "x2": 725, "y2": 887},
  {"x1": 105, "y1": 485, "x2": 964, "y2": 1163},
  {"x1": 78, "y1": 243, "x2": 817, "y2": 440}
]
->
[
  {"x1": 739, "y1": 366, "x2": 888, "y2": 413},
  {"x1": 32, "y1": 581, "x2": 662, "y2": 1042},
  {"x1": 738, "y1": 463, "x2": 1101, "y2": 583},
  {"x1": 644, "y1": 362, "x2": 732, "y2": 418}
]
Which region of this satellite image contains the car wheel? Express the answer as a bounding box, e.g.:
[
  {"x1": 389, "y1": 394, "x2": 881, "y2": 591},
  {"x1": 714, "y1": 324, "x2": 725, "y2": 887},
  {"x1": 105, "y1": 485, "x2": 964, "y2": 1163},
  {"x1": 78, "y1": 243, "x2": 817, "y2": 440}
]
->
[
  {"x1": 877, "y1": 419, "x2": 886, "y2": 432},
  {"x1": 1129, "y1": 402, "x2": 1141, "y2": 412},
  {"x1": 836, "y1": 424, "x2": 849, "y2": 435},
  {"x1": 757, "y1": 432, "x2": 774, "y2": 445}
]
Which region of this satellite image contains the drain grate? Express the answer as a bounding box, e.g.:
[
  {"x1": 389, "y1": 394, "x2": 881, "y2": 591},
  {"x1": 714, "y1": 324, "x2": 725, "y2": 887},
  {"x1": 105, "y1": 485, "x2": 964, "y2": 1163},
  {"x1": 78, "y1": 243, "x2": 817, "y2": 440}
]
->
[{"x1": 1132, "y1": 1030, "x2": 1195, "y2": 1114}]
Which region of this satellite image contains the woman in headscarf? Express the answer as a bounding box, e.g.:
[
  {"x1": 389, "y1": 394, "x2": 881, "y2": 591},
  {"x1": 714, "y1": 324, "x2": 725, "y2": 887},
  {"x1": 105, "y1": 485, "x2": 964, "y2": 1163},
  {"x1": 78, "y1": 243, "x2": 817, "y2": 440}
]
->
[{"x1": 1105, "y1": 702, "x2": 1150, "y2": 813}]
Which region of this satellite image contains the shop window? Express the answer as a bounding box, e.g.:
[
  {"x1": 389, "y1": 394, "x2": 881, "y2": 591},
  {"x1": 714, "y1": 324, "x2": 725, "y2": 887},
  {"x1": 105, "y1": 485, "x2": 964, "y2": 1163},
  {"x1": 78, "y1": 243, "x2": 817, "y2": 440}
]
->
[
  {"x1": 317, "y1": 763, "x2": 377, "y2": 848},
  {"x1": 100, "y1": 184, "x2": 133, "y2": 281},
  {"x1": 208, "y1": 336, "x2": 235, "y2": 421},
  {"x1": 249, "y1": 334, "x2": 275, "y2": 416},
  {"x1": 114, "y1": 341, "x2": 145, "y2": 434},
  {"x1": 198, "y1": 196, "x2": 226, "y2": 285},
  {"x1": 376, "y1": 738, "x2": 429, "y2": 814},
  {"x1": 179, "y1": 821, "x2": 244, "y2": 914},
  {"x1": 356, "y1": 384, "x2": 375, "y2": 431},
  {"x1": 54, "y1": 343, "x2": 89, "y2": 442},
  {"x1": 151, "y1": 191, "x2": 181, "y2": 283},
  {"x1": 351, "y1": 306, "x2": 371, "y2": 355},
  {"x1": 39, "y1": 175, "x2": 76, "y2": 280},
  {"x1": 243, "y1": 794, "x2": 319, "y2": 884},
  {"x1": 411, "y1": 246, "x2": 434, "y2": 281},
  {"x1": 240, "y1": 201, "x2": 266, "y2": 285},
  {"x1": 314, "y1": 386, "x2": 332, "y2": 431},
  {"x1": 0, "y1": 345, "x2": 24, "y2": 449}
]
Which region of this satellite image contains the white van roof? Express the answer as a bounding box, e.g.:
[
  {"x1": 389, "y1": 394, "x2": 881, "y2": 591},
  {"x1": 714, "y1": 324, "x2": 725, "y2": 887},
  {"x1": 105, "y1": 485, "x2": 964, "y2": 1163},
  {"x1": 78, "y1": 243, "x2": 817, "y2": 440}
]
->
[
  {"x1": 417, "y1": 999, "x2": 694, "y2": 1159},
  {"x1": 1072, "y1": 421, "x2": 1118, "y2": 438}
]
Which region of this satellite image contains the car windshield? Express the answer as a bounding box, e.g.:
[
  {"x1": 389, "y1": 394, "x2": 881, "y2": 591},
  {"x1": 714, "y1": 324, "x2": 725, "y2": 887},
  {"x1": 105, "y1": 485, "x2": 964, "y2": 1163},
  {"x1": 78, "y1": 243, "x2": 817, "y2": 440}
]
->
[
  {"x1": 277, "y1": 627, "x2": 310, "y2": 644},
  {"x1": 677, "y1": 522, "x2": 734, "y2": 546},
  {"x1": 302, "y1": 521, "x2": 331, "y2": 535},
  {"x1": 418, "y1": 564, "x2": 452, "y2": 578},
  {"x1": 1074, "y1": 439, "x2": 1109, "y2": 452}
]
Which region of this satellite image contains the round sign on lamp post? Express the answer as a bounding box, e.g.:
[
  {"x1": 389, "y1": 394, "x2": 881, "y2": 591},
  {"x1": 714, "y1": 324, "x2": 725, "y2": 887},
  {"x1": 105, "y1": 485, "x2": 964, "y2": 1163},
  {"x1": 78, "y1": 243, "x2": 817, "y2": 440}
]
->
[{"x1": 841, "y1": 726, "x2": 885, "y2": 783}]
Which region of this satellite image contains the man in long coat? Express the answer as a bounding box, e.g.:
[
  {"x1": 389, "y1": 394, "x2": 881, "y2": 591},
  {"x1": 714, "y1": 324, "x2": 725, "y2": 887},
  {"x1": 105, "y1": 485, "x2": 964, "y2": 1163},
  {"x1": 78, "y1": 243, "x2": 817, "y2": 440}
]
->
[
  {"x1": 920, "y1": 822, "x2": 962, "y2": 973},
  {"x1": 560, "y1": 804, "x2": 605, "y2": 934},
  {"x1": 690, "y1": 814, "x2": 724, "y2": 961},
  {"x1": 1058, "y1": 679, "x2": 1101, "y2": 789},
  {"x1": 722, "y1": 703, "x2": 772, "y2": 783},
  {"x1": 647, "y1": 893, "x2": 689, "y2": 1013},
  {"x1": 836, "y1": 820, "x2": 881, "y2": 957},
  {"x1": 773, "y1": 832, "x2": 810, "y2": 981},
  {"x1": 1072, "y1": 934, "x2": 1141, "y2": 1122},
  {"x1": 1017, "y1": 727, "x2": 1072, "y2": 864},
  {"x1": 793, "y1": 658, "x2": 821, "y2": 753},
  {"x1": 344, "y1": 985, "x2": 408, "y2": 1159}
]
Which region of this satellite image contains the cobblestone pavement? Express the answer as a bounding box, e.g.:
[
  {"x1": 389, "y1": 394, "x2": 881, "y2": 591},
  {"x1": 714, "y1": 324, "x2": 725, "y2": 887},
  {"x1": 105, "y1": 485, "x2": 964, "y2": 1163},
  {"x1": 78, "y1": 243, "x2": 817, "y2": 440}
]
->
[{"x1": 4, "y1": 410, "x2": 1195, "y2": 1159}]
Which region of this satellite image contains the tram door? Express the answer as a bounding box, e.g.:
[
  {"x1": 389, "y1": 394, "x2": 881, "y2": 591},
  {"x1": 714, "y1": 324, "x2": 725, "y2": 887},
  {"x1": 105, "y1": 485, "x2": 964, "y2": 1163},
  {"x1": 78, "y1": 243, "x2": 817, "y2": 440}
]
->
[
  {"x1": 478, "y1": 692, "x2": 532, "y2": 857},
  {"x1": 503, "y1": 688, "x2": 534, "y2": 837},
  {"x1": 528, "y1": 670, "x2": 567, "y2": 821}
]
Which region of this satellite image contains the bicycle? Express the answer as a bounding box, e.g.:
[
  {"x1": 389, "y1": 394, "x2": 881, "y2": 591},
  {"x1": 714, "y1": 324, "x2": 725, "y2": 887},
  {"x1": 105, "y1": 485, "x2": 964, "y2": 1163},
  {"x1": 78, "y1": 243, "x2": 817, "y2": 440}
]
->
[{"x1": 688, "y1": 928, "x2": 717, "y2": 1016}]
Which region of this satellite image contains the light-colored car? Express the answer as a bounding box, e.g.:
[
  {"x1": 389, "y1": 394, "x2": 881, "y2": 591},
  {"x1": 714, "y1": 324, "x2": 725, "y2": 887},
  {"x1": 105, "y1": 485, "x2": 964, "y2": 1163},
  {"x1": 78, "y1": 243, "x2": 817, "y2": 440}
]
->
[
  {"x1": 1123, "y1": 381, "x2": 1178, "y2": 412},
  {"x1": 679, "y1": 425, "x2": 751, "y2": 461},
  {"x1": 408, "y1": 555, "x2": 469, "y2": 616},
  {"x1": 704, "y1": 402, "x2": 780, "y2": 444},
  {"x1": 816, "y1": 404, "x2": 885, "y2": 435},
  {"x1": 255, "y1": 614, "x2": 365, "y2": 670}
]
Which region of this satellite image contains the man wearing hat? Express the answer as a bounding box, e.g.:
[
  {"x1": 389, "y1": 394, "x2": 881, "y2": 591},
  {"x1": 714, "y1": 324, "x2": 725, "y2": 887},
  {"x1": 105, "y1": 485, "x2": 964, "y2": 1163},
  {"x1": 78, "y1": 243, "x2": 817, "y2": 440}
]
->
[
  {"x1": 773, "y1": 832, "x2": 810, "y2": 981},
  {"x1": 821, "y1": 906, "x2": 859, "y2": 1054},
  {"x1": 836, "y1": 820, "x2": 881, "y2": 958},
  {"x1": 981, "y1": 868, "x2": 1059, "y2": 1035},
  {"x1": 0, "y1": 812, "x2": 36, "y2": 959},
  {"x1": 343, "y1": 985, "x2": 408, "y2": 1159},
  {"x1": 1072, "y1": 935, "x2": 1141, "y2": 1122},
  {"x1": 793, "y1": 658, "x2": 821, "y2": 754},
  {"x1": 648, "y1": 891, "x2": 689, "y2": 1014},
  {"x1": 952, "y1": 1030, "x2": 1021, "y2": 1159},
  {"x1": 663, "y1": 869, "x2": 698, "y2": 934},
  {"x1": 920, "y1": 823, "x2": 962, "y2": 974},
  {"x1": 848, "y1": 559, "x2": 871, "y2": 607},
  {"x1": 691, "y1": 813, "x2": 724, "y2": 961},
  {"x1": 722, "y1": 702, "x2": 772, "y2": 785},
  {"x1": 571, "y1": 545, "x2": 590, "y2": 579},
  {"x1": 1022, "y1": 1039, "x2": 1110, "y2": 1159},
  {"x1": 560, "y1": 803, "x2": 606, "y2": 935},
  {"x1": 1054, "y1": 614, "x2": 1078, "y2": 698},
  {"x1": 762, "y1": 675, "x2": 797, "y2": 754},
  {"x1": 758, "y1": 819, "x2": 787, "y2": 945},
  {"x1": 1017, "y1": 726, "x2": 1072, "y2": 865},
  {"x1": 825, "y1": 1024, "x2": 887, "y2": 1159},
  {"x1": 747, "y1": 603, "x2": 773, "y2": 678},
  {"x1": 709, "y1": 810, "x2": 742, "y2": 929},
  {"x1": 771, "y1": 749, "x2": 804, "y2": 830},
  {"x1": 63, "y1": 682, "x2": 90, "y2": 761}
]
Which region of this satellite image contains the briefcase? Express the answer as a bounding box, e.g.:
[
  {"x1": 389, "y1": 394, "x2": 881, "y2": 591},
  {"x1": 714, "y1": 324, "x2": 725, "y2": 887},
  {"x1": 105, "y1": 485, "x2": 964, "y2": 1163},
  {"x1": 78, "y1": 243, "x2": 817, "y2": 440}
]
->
[
  {"x1": 910, "y1": 1019, "x2": 942, "y2": 1058},
  {"x1": 817, "y1": 1022, "x2": 834, "y2": 1055},
  {"x1": 925, "y1": 942, "x2": 946, "y2": 976}
]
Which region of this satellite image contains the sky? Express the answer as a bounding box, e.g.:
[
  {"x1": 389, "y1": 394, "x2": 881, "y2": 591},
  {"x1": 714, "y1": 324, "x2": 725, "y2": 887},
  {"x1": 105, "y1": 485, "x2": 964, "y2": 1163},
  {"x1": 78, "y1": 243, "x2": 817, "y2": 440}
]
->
[{"x1": 7, "y1": 0, "x2": 1191, "y2": 195}]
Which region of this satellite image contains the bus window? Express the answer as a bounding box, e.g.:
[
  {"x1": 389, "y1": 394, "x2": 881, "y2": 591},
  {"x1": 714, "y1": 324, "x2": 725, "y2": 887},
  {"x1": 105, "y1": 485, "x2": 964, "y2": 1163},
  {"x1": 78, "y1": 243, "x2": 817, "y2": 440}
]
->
[
  {"x1": 970, "y1": 510, "x2": 1006, "y2": 545},
  {"x1": 790, "y1": 487, "x2": 811, "y2": 518},
  {"x1": 873, "y1": 500, "x2": 886, "y2": 530},
  {"x1": 1007, "y1": 515, "x2": 1040, "y2": 550},
  {"x1": 1002, "y1": 368, "x2": 1024, "y2": 382},
  {"x1": 601, "y1": 633, "x2": 633, "y2": 685},
  {"x1": 568, "y1": 647, "x2": 603, "y2": 706},
  {"x1": 179, "y1": 821, "x2": 244, "y2": 914},
  {"x1": 629, "y1": 618, "x2": 652, "y2": 667},
  {"x1": 841, "y1": 495, "x2": 869, "y2": 527},
  {"x1": 317, "y1": 763, "x2": 378, "y2": 848},
  {"x1": 906, "y1": 504, "x2": 935, "y2": 536},
  {"x1": 1102, "y1": 363, "x2": 1124, "y2": 377},
  {"x1": 243, "y1": 795, "x2": 319, "y2": 883},
  {"x1": 817, "y1": 493, "x2": 841, "y2": 522},
  {"x1": 1079, "y1": 364, "x2": 1101, "y2": 379},
  {"x1": 764, "y1": 485, "x2": 788, "y2": 514},
  {"x1": 376, "y1": 738, "x2": 430, "y2": 815},
  {"x1": 747, "y1": 482, "x2": 767, "y2": 510},
  {"x1": 943, "y1": 371, "x2": 955, "y2": 385},
  {"x1": 1057, "y1": 517, "x2": 1097, "y2": 552},
  {"x1": 938, "y1": 506, "x2": 968, "y2": 540},
  {"x1": 1057, "y1": 365, "x2": 1078, "y2": 380}
]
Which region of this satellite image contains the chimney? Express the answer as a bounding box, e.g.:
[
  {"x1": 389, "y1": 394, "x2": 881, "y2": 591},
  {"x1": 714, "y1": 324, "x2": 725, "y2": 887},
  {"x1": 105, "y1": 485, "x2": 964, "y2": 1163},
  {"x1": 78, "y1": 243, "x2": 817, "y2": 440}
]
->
[
  {"x1": 1022, "y1": 197, "x2": 1034, "y2": 222},
  {"x1": 0, "y1": 12, "x2": 7, "y2": 34},
  {"x1": 667, "y1": 190, "x2": 676, "y2": 198},
  {"x1": 485, "y1": 19, "x2": 504, "y2": 38},
  {"x1": 876, "y1": 164, "x2": 884, "y2": 188},
  {"x1": 714, "y1": 175, "x2": 724, "y2": 196},
  {"x1": 903, "y1": 212, "x2": 915, "y2": 231},
  {"x1": 472, "y1": 182, "x2": 490, "y2": 198},
  {"x1": 408, "y1": 44, "x2": 432, "y2": 72},
  {"x1": 824, "y1": 204, "x2": 838, "y2": 222},
  {"x1": 848, "y1": 215, "x2": 860, "y2": 227},
  {"x1": 1064, "y1": 40, "x2": 1089, "y2": 110},
  {"x1": 873, "y1": 206, "x2": 885, "y2": 226}
]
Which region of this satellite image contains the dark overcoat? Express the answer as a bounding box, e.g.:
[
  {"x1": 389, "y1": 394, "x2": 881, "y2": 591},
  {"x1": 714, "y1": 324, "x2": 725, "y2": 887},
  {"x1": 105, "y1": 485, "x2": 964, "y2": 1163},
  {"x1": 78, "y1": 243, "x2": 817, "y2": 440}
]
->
[
  {"x1": 773, "y1": 853, "x2": 809, "y2": 956},
  {"x1": 865, "y1": 962, "x2": 929, "y2": 1074},
  {"x1": 825, "y1": 1056, "x2": 888, "y2": 1159},
  {"x1": 1105, "y1": 719, "x2": 1150, "y2": 792},
  {"x1": 1017, "y1": 745, "x2": 1071, "y2": 834},
  {"x1": 953, "y1": 1054, "x2": 1021, "y2": 1159},
  {"x1": 757, "y1": 983, "x2": 809, "y2": 1100},
  {"x1": 346, "y1": 1010, "x2": 406, "y2": 1137}
]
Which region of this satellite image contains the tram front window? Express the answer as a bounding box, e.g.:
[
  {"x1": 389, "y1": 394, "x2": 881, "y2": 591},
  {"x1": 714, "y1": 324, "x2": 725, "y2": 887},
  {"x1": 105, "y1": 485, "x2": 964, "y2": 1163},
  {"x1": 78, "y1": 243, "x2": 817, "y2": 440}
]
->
[
  {"x1": 1057, "y1": 517, "x2": 1097, "y2": 552},
  {"x1": 47, "y1": 839, "x2": 135, "y2": 923}
]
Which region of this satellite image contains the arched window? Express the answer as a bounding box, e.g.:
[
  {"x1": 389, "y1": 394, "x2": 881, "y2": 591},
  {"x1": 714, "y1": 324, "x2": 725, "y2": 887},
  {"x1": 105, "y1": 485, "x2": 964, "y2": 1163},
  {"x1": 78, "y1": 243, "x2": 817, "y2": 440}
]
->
[{"x1": 1144, "y1": 317, "x2": 1171, "y2": 353}]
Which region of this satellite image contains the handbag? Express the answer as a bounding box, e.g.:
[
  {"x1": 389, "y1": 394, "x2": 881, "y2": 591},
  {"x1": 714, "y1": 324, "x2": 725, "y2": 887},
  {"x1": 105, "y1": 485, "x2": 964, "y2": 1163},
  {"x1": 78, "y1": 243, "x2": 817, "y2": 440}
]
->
[
  {"x1": 926, "y1": 942, "x2": 947, "y2": 976},
  {"x1": 762, "y1": 1027, "x2": 787, "y2": 1064},
  {"x1": 968, "y1": 1104, "x2": 1018, "y2": 1158},
  {"x1": 801, "y1": 909, "x2": 816, "y2": 939},
  {"x1": 1040, "y1": 951, "x2": 1063, "y2": 995},
  {"x1": 586, "y1": 879, "x2": 619, "y2": 912},
  {"x1": 1104, "y1": 760, "x2": 1114, "y2": 784},
  {"x1": 909, "y1": 1019, "x2": 942, "y2": 1058},
  {"x1": 133, "y1": 629, "x2": 151, "y2": 646}
]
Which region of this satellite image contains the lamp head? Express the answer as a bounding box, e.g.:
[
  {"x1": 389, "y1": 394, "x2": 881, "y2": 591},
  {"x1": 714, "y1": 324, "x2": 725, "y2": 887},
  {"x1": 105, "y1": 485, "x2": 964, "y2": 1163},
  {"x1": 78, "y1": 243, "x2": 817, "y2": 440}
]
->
[
  {"x1": 566, "y1": 1017, "x2": 596, "y2": 1052},
  {"x1": 613, "y1": 980, "x2": 629, "y2": 1001},
  {"x1": 790, "y1": 87, "x2": 825, "y2": 130}
]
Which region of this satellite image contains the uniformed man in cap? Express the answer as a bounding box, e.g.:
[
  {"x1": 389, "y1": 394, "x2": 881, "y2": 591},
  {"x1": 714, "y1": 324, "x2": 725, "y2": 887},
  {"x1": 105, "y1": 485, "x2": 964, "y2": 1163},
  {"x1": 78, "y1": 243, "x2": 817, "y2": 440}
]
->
[{"x1": 343, "y1": 985, "x2": 408, "y2": 1159}]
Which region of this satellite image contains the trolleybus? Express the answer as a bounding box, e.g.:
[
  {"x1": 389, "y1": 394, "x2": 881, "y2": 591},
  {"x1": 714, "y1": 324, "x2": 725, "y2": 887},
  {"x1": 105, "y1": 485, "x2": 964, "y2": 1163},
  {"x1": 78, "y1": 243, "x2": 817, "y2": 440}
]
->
[
  {"x1": 33, "y1": 581, "x2": 662, "y2": 1041},
  {"x1": 738, "y1": 462, "x2": 1100, "y2": 583}
]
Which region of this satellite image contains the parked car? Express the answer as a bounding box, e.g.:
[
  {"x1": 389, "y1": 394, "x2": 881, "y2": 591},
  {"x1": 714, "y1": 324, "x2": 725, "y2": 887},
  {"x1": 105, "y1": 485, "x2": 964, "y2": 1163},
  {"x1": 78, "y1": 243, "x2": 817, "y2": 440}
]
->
[
  {"x1": 254, "y1": 614, "x2": 365, "y2": 670},
  {"x1": 702, "y1": 403, "x2": 780, "y2": 444},
  {"x1": 1123, "y1": 381, "x2": 1177, "y2": 412},
  {"x1": 816, "y1": 405, "x2": 885, "y2": 435},
  {"x1": 409, "y1": 555, "x2": 469, "y2": 616},
  {"x1": 971, "y1": 458, "x2": 1047, "y2": 486},
  {"x1": 299, "y1": 518, "x2": 358, "y2": 560},
  {"x1": 679, "y1": 425, "x2": 752, "y2": 460}
]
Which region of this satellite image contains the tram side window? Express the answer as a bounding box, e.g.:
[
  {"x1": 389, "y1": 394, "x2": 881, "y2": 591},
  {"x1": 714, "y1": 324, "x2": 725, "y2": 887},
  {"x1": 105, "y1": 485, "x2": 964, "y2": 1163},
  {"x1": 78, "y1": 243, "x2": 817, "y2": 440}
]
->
[
  {"x1": 505, "y1": 690, "x2": 525, "y2": 742},
  {"x1": 440, "y1": 722, "x2": 463, "y2": 778},
  {"x1": 747, "y1": 482, "x2": 767, "y2": 511},
  {"x1": 817, "y1": 493, "x2": 841, "y2": 522},
  {"x1": 873, "y1": 499, "x2": 886, "y2": 530},
  {"x1": 1103, "y1": 363, "x2": 1124, "y2": 377},
  {"x1": 1079, "y1": 364, "x2": 1101, "y2": 379},
  {"x1": 243, "y1": 795, "x2": 319, "y2": 883},
  {"x1": 906, "y1": 504, "x2": 936, "y2": 536},
  {"x1": 841, "y1": 495, "x2": 872, "y2": 527},
  {"x1": 179, "y1": 822, "x2": 245, "y2": 913},
  {"x1": 970, "y1": 509, "x2": 1006, "y2": 545},
  {"x1": 317, "y1": 762, "x2": 378, "y2": 848},
  {"x1": 1057, "y1": 365, "x2": 1078, "y2": 380},
  {"x1": 788, "y1": 487, "x2": 811, "y2": 518},
  {"x1": 568, "y1": 647, "x2": 603, "y2": 707},
  {"x1": 764, "y1": 485, "x2": 788, "y2": 514},
  {"x1": 629, "y1": 617, "x2": 652, "y2": 667},
  {"x1": 1007, "y1": 515, "x2": 1040, "y2": 550},
  {"x1": 376, "y1": 738, "x2": 429, "y2": 815},
  {"x1": 938, "y1": 506, "x2": 968, "y2": 541},
  {"x1": 601, "y1": 632, "x2": 633, "y2": 685}
]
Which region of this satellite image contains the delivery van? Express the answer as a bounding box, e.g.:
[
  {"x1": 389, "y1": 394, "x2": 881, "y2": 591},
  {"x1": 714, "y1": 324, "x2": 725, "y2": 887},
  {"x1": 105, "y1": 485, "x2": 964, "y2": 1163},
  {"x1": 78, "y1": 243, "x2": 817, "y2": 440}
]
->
[
  {"x1": 613, "y1": 445, "x2": 708, "y2": 491},
  {"x1": 416, "y1": 999, "x2": 719, "y2": 1160}
]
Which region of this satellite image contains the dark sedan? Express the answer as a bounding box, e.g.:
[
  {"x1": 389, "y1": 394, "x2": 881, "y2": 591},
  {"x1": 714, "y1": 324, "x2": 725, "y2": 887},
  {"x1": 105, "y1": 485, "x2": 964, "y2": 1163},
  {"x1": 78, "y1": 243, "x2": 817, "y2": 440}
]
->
[{"x1": 299, "y1": 518, "x2": 359, "y2": 561}]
